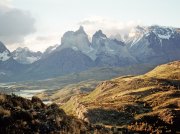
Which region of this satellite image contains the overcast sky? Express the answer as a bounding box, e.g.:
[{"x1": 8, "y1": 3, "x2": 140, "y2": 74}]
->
[{"x1": 0, "y1": 0, "x2": 180, "y2": 52}]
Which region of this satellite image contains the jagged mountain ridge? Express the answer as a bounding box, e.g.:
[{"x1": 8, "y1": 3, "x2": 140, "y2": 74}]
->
[
  {"x1": 0, "y1": 25, "x2": 180, "y2": 82},
  {"x1": 41, "y1": 44, "x2": 59, "y2": 59},
  {"x1": 12, "y1": 47, "x2": 42, "y2": 64},
  {"x1": 127, "y1": 25, "x2": 180, "y2": 64},
  {"x1": 0, "y1": 41, "x2": 11, "y2": 62},
  {"x1": 47, "y1": 25, "x2": 180, "y2": 66},
  {"x1": 91, "y1": 30, "x2": 137, "y2": 66},
  {"x1": 23, "y1": 48, "x2": 95, "y2": 80},
  {"x1": 0, "y1": 42, "x2": 28, "y2": 81}
]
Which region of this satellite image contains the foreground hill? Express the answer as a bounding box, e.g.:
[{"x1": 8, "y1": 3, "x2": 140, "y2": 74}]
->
[
  {"x1": 0, "y1": 94, "x2": 116, "y2": 133},
  {"x1": 62, "y1": 61, "x2": 180, "y2": 133}
]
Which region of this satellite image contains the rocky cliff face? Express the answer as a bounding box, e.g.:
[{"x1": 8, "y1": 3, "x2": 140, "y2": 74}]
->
[
  {"x1": 12, "y1": 47, "x2": 42, "y2": 64},
  {"x1": 127, "y1": 26, "x2": 180, "y2": 64},
  {"x1": 59, "y1": 26, "x2": 91, "y2": 55},
  {"x1": 0, "y1": 42, "x2": 27, "y2": 82},
  {"x1": 0, "y1": 41, "x2": 11, "y2": 62},
  {"x1": 23, "y1": 48, "x2": 95, "y2": 80},
  {"x1": 92, "y1": 30, "x2": 137, "y2": 66}
]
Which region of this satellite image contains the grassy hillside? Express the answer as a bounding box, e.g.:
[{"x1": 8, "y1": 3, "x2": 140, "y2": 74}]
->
[{"x1": 61, "y1": 61, "x2": 180, "y2": 133}]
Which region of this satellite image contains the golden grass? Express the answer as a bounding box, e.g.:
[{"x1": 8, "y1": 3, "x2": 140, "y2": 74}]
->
[
  {"x1": 0, "y1": 94, "x2": 6, "y2": 103},
  {"x1": 61, "y1": 61, "x2": 180, "y2": 129},
  {"x1": 0, "y1": 107, "x2": 11, "y2": 117}
]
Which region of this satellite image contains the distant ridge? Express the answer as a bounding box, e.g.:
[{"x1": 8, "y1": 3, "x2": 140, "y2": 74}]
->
[{"x1": 0, "y1": 25, "x2": 180, "y2": 82}]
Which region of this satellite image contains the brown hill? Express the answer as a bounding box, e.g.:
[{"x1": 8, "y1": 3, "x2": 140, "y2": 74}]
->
[
  {"x1": 0, "y1": 94, "x2": 114, "y2": 133},
  {"x1": 62, "y1": 61, "x2": 180, "y2": 133}
]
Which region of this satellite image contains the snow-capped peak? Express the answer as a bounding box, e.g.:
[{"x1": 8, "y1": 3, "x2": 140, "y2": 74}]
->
[
  {"x1": 127, "y1": 26, "x2": 148, "y2": 47},
  {"x1": 0, "y1": 41, "x2": 11, "y2": 61},
  {"x1": 60, "y1": 26, "x2": 91, "y2": 53},
  {"x1": 12, "y1": 47, "x2": 42, "y2": 64},
  {"x1": 149, "y1": 25, "x2": 175, "y2": 40},
  {"x1": 127, "y1": 25, "x2": 176, "y2": 47},
  {"x1": 0, "y1": 50, "x2": 11, "y2": 61},
  {"x1": 128, "y1": 26, "x2": 147, "y2": 38}
]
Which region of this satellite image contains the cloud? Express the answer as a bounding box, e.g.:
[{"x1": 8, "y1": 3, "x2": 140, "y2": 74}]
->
[
  {"x1": 0, "y1": 1, "x2": 36, "y2": 45},
  {"x1": 35, "y1": 36, "x2": 55, "y2": 41},
  {"x1": 78, "y1": 16, "x2": 142, "y2": 38},
  {"x1": 0, "y1": 0, "x2": 12, "y2": 7},
  {"x1": 10, "y1": 34, "x2": 60, "y2": 52}
]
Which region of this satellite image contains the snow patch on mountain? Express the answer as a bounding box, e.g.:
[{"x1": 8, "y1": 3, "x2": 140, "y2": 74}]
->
[
  {"x1": 0, "y1": 50, "x2": 11, "y2": 61},
  {"x1": 127, "y1": 26, "x2": 148, "y2": 47},
  {"x1": 43, "y1": 44, "x2": 59, "y2": 55},
  {"x1": 59, "y1": 26, "x2": 91, "y2": 54},
  {"x1": 151, "y1": 26, "x2": 174, "y2": 40},
  {"x1": 12, "y1": 47, "x2": 42, "y2": 64},
  {"x1": 157, "y1": 34, "x2": 171, "y2": 40},
  {"x1": 127, "y1": 25, "x2": 176, "y2": 47}
]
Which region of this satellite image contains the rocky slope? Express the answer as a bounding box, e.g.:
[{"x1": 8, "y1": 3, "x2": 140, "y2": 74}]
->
[
  {"x1": 23, "y1": 48, "x2": 95, "y2": 80},
  {"x1": 0, "y1": 42, "x2": 27, "y2": 82},
  {"x1": 0, "y1": 41, "x2": 11, "y2": 62},
  {"x1": 0, "y1": 94, "x2": 115, "y2": 133},
  {"x1": 41, "y1": 44, "x2": 59, "y2": 58},
  {"x1": 12, "y1": 47, "x2": 42, "y2": 64},
  {"x1": 58, "y1": 26, "x2": 91, "y2": 55},
  {"x1": 92, "y1": 30, "x2": 137, "y2": 66},
  {"x1": 62, "y1": 61, "x2": 180, "y2": 133},
  {"x1": 127, "y1": 26, "x2": 180, "y2": 64}
]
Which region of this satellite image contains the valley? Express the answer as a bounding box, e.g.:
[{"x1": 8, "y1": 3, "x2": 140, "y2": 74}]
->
[
  {"x1": 0, "y1": 1, "x2": 180, "y2": 133},
  {"x1": 0, "y1": 25, "x2": 180, "y2": 133},
  {"x1": 0, "y1": 64, "x2": 154, "y2": 104},
  {"x1": 0, "y1": 60, "x2": 179, "y2": 133}
]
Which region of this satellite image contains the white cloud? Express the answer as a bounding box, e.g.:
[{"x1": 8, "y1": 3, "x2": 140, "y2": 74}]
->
[
  {"x1": 0, "y1": 0, "x2": 11, "y2": 6},
  {"x1": 0, "y1": 0, "x2": 36, "y2": 46},
  {"x1": 78, "y1": 16, "x2": 142, "y2": 38},
  {"x1": 7, "y1": 34, "x2": 60, "y2": 52},
  {"x1": 0, "y1": 0, "x2": 12, "y2": 11}
]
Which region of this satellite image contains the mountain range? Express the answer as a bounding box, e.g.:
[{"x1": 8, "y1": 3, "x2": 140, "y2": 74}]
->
[
  {"x1": 0, "y1": 25, "x2": 180, "y2": 82},
  {"x1": 12, "y1": 47, "x2": 42, "y2": 64}
]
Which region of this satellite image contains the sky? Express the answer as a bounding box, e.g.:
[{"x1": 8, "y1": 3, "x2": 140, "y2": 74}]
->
[{"x1": 0, "y1": 0, "x2": 180, "y2": 52}]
